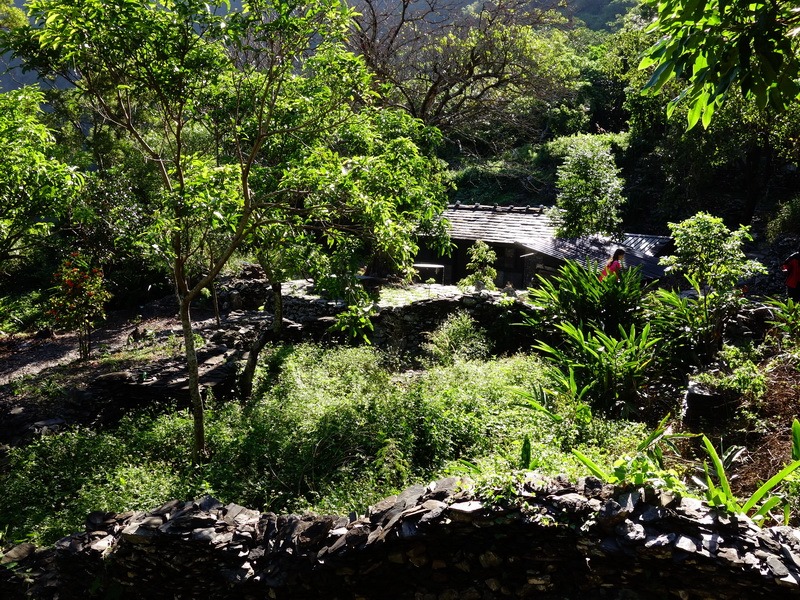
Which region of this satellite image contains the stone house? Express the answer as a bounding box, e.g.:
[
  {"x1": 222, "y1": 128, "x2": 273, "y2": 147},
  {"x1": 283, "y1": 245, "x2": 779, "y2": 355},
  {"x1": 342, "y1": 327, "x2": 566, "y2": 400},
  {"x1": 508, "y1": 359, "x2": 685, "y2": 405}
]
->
[{"x1": 413, "y1": 203, "x2": 672, "y2": 288}]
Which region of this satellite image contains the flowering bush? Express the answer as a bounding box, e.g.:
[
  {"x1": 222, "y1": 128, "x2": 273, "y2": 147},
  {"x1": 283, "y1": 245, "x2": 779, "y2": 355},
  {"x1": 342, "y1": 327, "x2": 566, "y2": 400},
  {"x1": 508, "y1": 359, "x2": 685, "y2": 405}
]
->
[{"x1": 49, "y1": 252, "x2": 112, "y2": 359}]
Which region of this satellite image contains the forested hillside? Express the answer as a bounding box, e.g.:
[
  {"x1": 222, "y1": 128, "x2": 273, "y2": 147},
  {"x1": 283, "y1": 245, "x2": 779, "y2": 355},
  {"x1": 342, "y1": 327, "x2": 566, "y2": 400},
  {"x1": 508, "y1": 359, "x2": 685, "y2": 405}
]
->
[{"x1": 1, "y1": 2, "x2": 800, "y2": 593}]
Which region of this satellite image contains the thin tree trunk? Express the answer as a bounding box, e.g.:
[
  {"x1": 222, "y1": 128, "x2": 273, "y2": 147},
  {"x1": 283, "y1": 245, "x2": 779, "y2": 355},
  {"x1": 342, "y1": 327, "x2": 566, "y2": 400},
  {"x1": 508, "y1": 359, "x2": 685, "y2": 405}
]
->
[
  {"x1": 239, "y1": 280, "x2": 283, "y2": 401},
  {"x1": 179, "y1": 297, "x2": 205, "y2": 465},
  {"x1": 210, "y1": 253, "x2": 221, "y2": 327}
]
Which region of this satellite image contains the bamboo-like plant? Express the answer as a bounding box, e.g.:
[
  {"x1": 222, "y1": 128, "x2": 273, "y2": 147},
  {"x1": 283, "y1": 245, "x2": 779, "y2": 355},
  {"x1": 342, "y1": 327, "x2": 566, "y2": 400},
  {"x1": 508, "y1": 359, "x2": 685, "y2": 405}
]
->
[
  {"x1": 701, "y1": 431, "x2": 800, "y2": 526},
  {"x1": 534, "y1": 322, "x2": 658, "y2": 417}
]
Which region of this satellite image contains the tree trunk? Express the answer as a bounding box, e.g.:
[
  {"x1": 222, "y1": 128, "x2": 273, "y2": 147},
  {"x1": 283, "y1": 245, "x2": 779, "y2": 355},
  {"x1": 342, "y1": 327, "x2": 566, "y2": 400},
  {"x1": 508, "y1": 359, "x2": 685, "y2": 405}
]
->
[
  {"x1": 210, "y1": 253, "x2": 221, "y2": 327},
  {"x1": 179, "y1": 297, "x2": 206, "y2": 465},
  {"x1": 239, "y1": 280, "x2": 283, "y2": 401}
]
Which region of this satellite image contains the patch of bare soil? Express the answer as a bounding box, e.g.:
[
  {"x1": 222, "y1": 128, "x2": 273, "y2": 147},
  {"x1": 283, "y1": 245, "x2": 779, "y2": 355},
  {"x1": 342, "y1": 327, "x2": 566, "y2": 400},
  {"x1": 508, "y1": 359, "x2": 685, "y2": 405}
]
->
[
  {"x1": 0, "y1": 297, "x2": 207, "y2": 446},
  {"x1": 0, "y1": 296, "x2": 183, "y2": 386}
]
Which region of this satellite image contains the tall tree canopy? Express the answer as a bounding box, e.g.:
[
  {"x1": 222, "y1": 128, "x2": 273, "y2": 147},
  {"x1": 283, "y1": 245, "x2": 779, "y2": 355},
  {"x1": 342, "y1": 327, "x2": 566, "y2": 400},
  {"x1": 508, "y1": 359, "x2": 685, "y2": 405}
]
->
[
  {"x1": 550, "y1": 134, "x2": 626, "y2": 239},
  {"x1": 640, "y1": 0, "x2": 800, "y2": 128},
  {"x1": 6, "y1": 0, "x2": 448, "y2": 461},
  {"x1": 0, "y1": 86, "x2": 82, "y2": 270},
  {"x1": 0, "y1": 0, "x2": 24, "y2": 29},
  {"x1": 348, "y1": 0, "x2": 582, "y2": 149}
]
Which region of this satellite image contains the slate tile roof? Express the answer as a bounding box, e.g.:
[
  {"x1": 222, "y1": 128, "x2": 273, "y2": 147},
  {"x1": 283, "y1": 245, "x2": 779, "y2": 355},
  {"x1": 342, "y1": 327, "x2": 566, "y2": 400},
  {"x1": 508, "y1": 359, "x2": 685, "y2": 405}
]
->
[
  {"x1": 445, "y1": 203, "x2": 555, "y2": 245},
  {"x1": 444, "y1": 204, "x2": 670, "y2": 279}
]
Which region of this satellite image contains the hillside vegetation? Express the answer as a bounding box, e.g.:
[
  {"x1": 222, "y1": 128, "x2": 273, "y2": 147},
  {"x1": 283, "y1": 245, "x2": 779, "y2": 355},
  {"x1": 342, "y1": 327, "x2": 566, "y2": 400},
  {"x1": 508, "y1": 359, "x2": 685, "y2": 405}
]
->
[{"x1": 1, "y1": 0, "x2": 800, "y2": 554}]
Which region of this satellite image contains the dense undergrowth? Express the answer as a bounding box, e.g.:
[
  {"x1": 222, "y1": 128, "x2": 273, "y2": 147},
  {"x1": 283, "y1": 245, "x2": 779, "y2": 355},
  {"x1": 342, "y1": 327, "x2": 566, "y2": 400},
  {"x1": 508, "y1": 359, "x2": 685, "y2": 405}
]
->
[
  {"x1": 2, "y1": 216, "x2": 800, "y2": 546},
  {"x1": 0, "y1": 342, "x2": 649, "y2": 546}
]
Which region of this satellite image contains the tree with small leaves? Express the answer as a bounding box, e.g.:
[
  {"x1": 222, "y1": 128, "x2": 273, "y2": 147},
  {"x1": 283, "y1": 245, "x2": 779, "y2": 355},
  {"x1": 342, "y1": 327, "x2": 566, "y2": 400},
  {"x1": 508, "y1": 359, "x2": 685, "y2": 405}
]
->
[{"x1": 550, "y1": 134, "x2": 626, "y2": 240}]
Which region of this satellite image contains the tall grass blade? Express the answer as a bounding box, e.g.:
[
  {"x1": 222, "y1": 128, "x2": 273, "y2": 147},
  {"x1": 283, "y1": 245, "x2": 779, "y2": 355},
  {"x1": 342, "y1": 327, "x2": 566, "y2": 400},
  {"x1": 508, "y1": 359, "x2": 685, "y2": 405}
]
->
[
  {"x1": 751, "y1": 495, "x2": 783, "y2": 525},
  {"x1": 702, "y1": 435, "x2": 738, "y2": 511},
  {"x1": 572, "y1": 448, "x2": 611, "y2": 482},
  {"x1": 741, "y1": 460, "x2": 800, "y2": 514}
]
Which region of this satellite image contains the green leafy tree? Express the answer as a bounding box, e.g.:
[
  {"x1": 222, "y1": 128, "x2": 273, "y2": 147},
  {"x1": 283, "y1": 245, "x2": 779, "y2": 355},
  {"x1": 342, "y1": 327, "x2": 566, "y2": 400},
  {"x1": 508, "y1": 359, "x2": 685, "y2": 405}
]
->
[
  {"x1": 237, "y1": 107, "x2": 451, "y2": 398},
  {"x1": 549, "y1": 134, "x2": 626, "y2": 239},
  {"x1": 654, "y1": 212, "x2": 767, "y2": 364},
  {"x1": 593, "y1": 8, "x2": 800, "y2": 226},
  {"x1": 0, "y1": 87, "x2": 83, "y2": 272},
  {"x1": 458, "y1": 240, "x2": 498, "y2": 290},
  {"x1": 0, "y1": 0, "x2": 24, "y2": 29},
  {"x1": 660, "y1": 212, "x2": 765, "y2": 294},
  {"x1": 349, "y1": 0, "x2": 583, "y2": 149},
  {"x1": 639, "y1": 0, "x2": 800, "y2": 129},
  {"x1": 9, "y1": 0, "x2": 448, "y2": 462}
]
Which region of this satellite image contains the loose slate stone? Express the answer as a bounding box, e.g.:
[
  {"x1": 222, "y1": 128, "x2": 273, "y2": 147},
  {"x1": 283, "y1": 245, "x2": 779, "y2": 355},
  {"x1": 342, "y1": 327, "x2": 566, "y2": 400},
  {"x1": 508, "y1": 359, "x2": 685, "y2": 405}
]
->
[
  {"x1": 674, "y1": 535, "x2": 701, "y2": 554},
  {"x1": 638, "y1": 505, "x2": 665, "y2": 523},
  {"x1": 781, "y1": 545, "x2": 800, "y2": 570},
  {"x1": 121, "y1": 523, "x2": 158, "y2": 544},
  {"x1": 427, "y1": 477, "x2": 462, "y2": 500},
  {"x1": 701, "y1": 533, "x2": 723, "y2": 553},
  {"x1": 190, "y1": 528, "x2": 215, "y2": 543},
  {"x1": 397, "y1": 484, "x2": 426, "y2": 507},
  {"x1": 616, "y1": 520, "x2": 646, "y2": 543},
  {"x1": 767, "y1": 556, "x2": 790, "y2": 578},
  {"x1": 368, "y1": 497, "x2": 398, "y2": 524},
  {"x1": 780, "y1": 572, "x2": 800, "y2": 587},
  {"x1": 596, "y1": 499, "x2": 630, "y2": 528},
  {"x1": 622, "y1": 490, "x2": 644, "y2": 510},
  {"x1": 12, "y1": 471, "x2": 800, "y2": 598},
  {"x1": 551, "y1": 493, "x2": 589, "y2": 513},
  {"x1": 85, "y1": 511, "x2": 118, "y2": 531},
  {"x1": 89, "y1": 535, "x2": 114, "y2": 554},
  {"x1": 449, "y1": 501, "x2": 484, "y2": 515},
  {"x1": 399, "y1": 520, "x2": 419, "y2": 539},
  {"x1": 1, "y1": 543, "x2": 35, "y2": 564},
  {"x1": 645, "y1": 533, "x2": 676, "y2": 548},
  {"x1": 758, "y1": 529, "x2": 783, "y2": 554}
]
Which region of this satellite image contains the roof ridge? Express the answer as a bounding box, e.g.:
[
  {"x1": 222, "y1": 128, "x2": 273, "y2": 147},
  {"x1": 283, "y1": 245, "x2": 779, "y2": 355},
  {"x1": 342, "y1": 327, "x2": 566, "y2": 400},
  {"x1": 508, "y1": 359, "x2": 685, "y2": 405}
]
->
[{"x1": 447, "y1": 202, "x2": 548, "y2": 213}]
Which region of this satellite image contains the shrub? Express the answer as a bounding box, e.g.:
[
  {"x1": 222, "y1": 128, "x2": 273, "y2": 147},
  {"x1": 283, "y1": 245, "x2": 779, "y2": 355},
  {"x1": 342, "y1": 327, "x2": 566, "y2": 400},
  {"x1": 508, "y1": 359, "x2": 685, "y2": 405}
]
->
[
  {"x1": 0, "y1": 290, "x2": 48, "y2": 333},
  {"x1": 525, "y1": 259, "x2": 648, "y2": 336},
  {"x1": 693, "y1": 344, "x2": 767, "y2": 402},
  {"x1": 0, "y1": 342, "x2": 651, "y2": 545},
  {"x1": 766, "y1": 196, "x2": 800, "y2": 242},
  {"x1": 655, "y1": 213, "x2": 766, "y2": 367},
  {"x1": 457, "y1": 240, "x2": 498, "y2": 290},
  {"x1": 422, "y1": 310, "x2": 492, "y2": 366},
  {"x1": 550, "y1": 133, "x2": 626, "y2": 239},
  {"x1": 48, "y1": 252, "x2": 112, "y2": 359},
  {"x1": 244, "y1": 348, "x2": 553, "y2": 510},
  {"x1": 535, "y1": 322, "x2": 659, "y2": 418},
  {"x1": 765, "y1": 297, "x2": 800, "y2": 351},
  {"x1": 644, "y1": 287, "x2": 718, "y2": 369}
]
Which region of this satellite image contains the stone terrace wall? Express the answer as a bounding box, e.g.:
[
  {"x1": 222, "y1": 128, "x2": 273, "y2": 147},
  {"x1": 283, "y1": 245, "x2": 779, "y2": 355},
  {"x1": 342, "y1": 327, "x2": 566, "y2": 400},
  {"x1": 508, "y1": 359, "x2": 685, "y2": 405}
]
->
[
  {"x1": 4, "y1": 476, "x2": 800, "y2": 599},
  {"x1": 214, "y1": 274, "x2": 535, "y2": 357}
]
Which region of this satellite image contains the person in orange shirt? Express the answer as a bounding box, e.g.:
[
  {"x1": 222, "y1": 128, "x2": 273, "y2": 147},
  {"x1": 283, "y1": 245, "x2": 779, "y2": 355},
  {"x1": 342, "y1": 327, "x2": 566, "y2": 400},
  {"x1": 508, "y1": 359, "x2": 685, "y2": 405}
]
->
[
  {"x1": 599, "y1": 248, "x2": 625, "y2": 282},
  {"x1": 782, "y1": 251, "x2": 800, "y2": 301}
]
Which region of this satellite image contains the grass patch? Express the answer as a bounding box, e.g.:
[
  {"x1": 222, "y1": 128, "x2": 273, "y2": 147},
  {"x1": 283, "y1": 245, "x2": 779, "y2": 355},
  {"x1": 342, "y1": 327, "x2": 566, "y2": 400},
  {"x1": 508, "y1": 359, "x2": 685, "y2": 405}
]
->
[{"x1": 0, "y1": 290, "x2": 49, "y2": 334}]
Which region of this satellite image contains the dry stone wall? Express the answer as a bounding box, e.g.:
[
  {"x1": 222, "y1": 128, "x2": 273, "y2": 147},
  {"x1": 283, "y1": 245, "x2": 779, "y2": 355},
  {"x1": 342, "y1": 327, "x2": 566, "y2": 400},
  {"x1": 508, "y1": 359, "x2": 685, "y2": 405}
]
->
[
  {"x1": 4, "y1": 476, "x2": 800, "y2": 599},
  {"x1": 213, "y1": 275, "x2": 535, "y2": 357}
]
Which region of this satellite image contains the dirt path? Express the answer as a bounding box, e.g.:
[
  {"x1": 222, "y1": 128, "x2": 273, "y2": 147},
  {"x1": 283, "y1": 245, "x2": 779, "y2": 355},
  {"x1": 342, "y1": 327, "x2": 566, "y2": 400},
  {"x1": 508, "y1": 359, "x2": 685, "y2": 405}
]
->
[{"x1": 0, "y1": 298, "x2": 186, "y2": 386}]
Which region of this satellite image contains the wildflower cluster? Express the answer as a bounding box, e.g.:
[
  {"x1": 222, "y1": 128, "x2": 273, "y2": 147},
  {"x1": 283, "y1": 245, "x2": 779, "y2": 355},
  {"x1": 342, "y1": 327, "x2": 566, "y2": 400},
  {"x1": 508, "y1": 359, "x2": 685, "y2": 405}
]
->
[{"x1": 49, "y1": 252, "x2": 112, "y2": 359}]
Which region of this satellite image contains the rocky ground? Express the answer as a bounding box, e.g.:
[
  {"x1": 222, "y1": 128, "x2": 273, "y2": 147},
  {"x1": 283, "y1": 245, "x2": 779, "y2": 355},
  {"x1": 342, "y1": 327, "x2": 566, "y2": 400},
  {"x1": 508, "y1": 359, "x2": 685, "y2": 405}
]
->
[{"x1": 0, "y1": 294, "x2": 226, "y2": 447}]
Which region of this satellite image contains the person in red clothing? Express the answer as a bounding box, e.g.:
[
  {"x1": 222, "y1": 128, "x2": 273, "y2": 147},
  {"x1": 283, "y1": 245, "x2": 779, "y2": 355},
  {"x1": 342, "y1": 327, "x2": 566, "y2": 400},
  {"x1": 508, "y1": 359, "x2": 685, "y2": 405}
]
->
[
  {"x1": 599, "y1": 248, "x2": 625, "y2": 282},
  {"x1": 782, "y1": 251, "x2": 800, "y2": 301}
]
